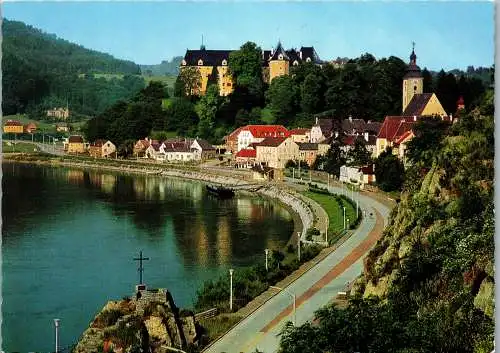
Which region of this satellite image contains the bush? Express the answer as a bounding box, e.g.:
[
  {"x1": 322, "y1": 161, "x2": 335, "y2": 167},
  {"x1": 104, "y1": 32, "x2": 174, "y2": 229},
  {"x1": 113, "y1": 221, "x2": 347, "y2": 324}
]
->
[
  {"x1": 286, "y1": 243, "x2": 295, "y2": 253},
  {"x1": 93, "y1": 309, "x2": 123, "y2": 328}
]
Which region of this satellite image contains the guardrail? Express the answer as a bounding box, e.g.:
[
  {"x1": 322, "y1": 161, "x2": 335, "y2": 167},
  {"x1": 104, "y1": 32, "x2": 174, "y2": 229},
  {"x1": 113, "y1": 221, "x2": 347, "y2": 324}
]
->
[{"x1": 194, "y1": 307, "x2": 218, "y2": 320}]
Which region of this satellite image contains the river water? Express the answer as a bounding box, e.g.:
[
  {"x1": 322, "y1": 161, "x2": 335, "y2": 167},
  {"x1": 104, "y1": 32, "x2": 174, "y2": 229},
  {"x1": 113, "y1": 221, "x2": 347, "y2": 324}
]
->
[{"x1": 1, "y1": 163, "x2": 294, "y2": 352}]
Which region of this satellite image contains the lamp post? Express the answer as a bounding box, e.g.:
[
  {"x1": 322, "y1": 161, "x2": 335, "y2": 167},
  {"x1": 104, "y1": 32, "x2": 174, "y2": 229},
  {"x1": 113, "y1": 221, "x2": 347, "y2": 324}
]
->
[
  {"x1": 265, "y1": 249, "x2": 269, "y2": 271},
  {"x1": 343, "y1": 206, "x2": 346, "y2": 230},
  {"x1": 229, "y1": 268, "x2": 234, "y2": 311},
  {"x1": 54, "y1": 318, "x2": 60, "y2": 353},
  {"x1": 325, "y1": 225, "x2": 328, "y2": 245},
  {"x1": 327, "y1": 174, "x2": 330, "y2": 188},
  {"x1": 270, "y1": 286, "x2": 296, "y2": 326},
  {"x1": 347, "y1": 218, "x2": 350, "y2": 230},
  {"x1": 356, "y1": 192, "x2": 359, "y2": 220},
  {"x1": 297, "y1": 232, "x2": 301, "y2": 262}
]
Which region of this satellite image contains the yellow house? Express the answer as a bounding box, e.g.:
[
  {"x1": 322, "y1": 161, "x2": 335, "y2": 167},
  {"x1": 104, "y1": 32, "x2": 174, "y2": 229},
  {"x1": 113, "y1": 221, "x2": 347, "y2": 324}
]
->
[
  {"x1": 181, "y1": 42, "x2": 322, "y2": 95},
  {"x1": 255, "y1": 137, "x2": 299, "y2": 169},
  {"x1": 3, "y1": 120, "x2": 24, "y2": 134},
  {"x1": 67, "y1": 135, "x2": 86, "y2": 154}
]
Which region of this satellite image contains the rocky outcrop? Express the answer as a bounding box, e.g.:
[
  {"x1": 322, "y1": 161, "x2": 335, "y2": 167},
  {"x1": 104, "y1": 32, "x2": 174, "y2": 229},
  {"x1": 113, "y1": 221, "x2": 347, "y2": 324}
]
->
[{"x1": 74, "y1": 288, "x2": 200, "y2": 353}]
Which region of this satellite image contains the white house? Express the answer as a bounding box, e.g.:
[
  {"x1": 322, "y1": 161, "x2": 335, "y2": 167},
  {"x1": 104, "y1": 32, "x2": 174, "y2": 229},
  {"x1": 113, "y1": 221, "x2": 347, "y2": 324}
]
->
[
  {"x1": 160, "y1": 141, "x2": 196, "y2": 162},
  {"x1": 339, "y1": 165, "x2": 376, "y2": 189},
  {"x1": 190, "y1": 138, "x2": 216, "y2": 160}
]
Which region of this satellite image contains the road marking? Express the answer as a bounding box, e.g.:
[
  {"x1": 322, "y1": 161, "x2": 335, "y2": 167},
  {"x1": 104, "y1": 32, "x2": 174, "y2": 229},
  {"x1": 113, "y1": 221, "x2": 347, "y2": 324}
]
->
[{"x1": 260, "y1": 207, "x2": 384, "y2": 333}]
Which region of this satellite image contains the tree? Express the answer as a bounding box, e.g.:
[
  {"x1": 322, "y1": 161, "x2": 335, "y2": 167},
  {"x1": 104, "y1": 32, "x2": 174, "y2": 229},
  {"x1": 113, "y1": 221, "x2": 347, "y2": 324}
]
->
[
  {"x1": 346, "y1": 137, "x2": 372, "y2": 166},
  {"x1": 265, "y1": 75, "x2": 299, "y2": 125},
  {"x1": 196, "y1": 84, "x2": 221, "y2": 140},
  {"x1": 166, "y1": 97, "x2": 198, "y2": 136},
  {"x1": 374, "y1": 148, "x2": 405, "y2": 191},
  {"x1": 406, "y1": 117, "x2": 450, "y2": 167},
  {"x1": 422, "y1": 68, "x2": 433, "y2": 93},
  {"x1": 228, "y1": 41, "x2": 263, "y2": 95},
  {"x1": 271, "y1": 250, "x2": 285, "y2": 270},
  {"x1": 321, "y1": 137, "x2": 346, "y2": 177},
  {"x1": 300, "y1": 72, "x2": 324, "y2": 114},
  {"x1": 175, "y1": 66, "x2": 201, "y2": 98}
]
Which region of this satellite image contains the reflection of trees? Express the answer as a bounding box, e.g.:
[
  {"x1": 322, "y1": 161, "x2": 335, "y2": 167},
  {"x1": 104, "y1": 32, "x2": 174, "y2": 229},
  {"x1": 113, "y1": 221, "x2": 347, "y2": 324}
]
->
[{"x1": 172, "y1": 195, "x2": 294, "y2": 268}]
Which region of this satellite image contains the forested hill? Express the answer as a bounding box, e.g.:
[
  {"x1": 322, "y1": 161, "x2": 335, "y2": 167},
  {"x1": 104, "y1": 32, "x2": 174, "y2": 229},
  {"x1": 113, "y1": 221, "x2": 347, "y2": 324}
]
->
[
  {"x1": 140, "y1": 56, "x2": 183, "y2": 76},
  {"x1": 2, "y1": 19, "x2": 144, "y2": 117},
  {"x1": 3, "y1": 19, "x2": 140, "y2": 75}
]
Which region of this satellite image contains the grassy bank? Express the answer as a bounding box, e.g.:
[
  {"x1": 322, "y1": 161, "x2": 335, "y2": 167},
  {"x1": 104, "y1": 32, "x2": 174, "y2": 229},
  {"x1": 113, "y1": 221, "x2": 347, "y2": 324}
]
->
[{"x1": 2, "y1": 141, "x2": 40, "y2": 153}]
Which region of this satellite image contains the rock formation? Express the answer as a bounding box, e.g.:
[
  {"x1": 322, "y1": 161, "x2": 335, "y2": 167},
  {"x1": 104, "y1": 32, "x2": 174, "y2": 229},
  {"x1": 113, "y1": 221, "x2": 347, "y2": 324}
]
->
[{"x1": 74, "y1": 287, "x2": 200, "y2": 353}]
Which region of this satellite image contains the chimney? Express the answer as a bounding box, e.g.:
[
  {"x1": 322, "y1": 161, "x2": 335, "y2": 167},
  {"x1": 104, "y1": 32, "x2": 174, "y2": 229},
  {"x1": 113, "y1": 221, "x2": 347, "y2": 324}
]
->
[
  {"x1": 315, "y1": 117, "x2": 318, "y2": 125},
  {"x1": 349, "y1": 115, "x2": 352, "y2": 122},
  {"x1": 413, "y1": 115, "x2": 417, "y2": 121},
  {"x1": 335, "y1": 131, "x2": 339, "y2": 138},
  {"x1": 364, "y1": 131, "x2": 369, "y2": 142}
]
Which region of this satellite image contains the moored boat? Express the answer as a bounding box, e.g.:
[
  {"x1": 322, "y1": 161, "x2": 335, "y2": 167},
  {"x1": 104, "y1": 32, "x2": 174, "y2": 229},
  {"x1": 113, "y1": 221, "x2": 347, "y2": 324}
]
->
[{"x1": 206, "y1": 184, "x2": 235, "y2": 199}]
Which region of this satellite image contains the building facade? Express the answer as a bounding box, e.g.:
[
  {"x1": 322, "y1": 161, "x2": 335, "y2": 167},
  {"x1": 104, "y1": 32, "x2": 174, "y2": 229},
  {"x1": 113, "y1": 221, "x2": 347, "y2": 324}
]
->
[
  {"x1": 236, "y1": 125, "x2": 289, "y2": 151},
  {"x1": 181, "y1": 42, "x2": 322, "y2": 96},
  {"x1": 67, "y1": 135, "x2": 85, "y2": 154},
  {"x1": 47, "y1": 107, "x2": 70, "y2": 120}
]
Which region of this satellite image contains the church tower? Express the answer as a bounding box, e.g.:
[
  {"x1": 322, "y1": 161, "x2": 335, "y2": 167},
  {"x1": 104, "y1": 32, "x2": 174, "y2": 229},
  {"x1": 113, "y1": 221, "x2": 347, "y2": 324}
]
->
[{"x1": 402, "y1": 43, "x2": 423, "y2": 113}]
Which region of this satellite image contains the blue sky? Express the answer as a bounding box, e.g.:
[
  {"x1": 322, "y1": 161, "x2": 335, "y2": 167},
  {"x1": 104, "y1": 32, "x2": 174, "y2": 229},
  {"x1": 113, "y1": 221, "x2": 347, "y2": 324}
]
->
[{"x1": 3, "y1": 1, "x2": 494, "y2": 71}]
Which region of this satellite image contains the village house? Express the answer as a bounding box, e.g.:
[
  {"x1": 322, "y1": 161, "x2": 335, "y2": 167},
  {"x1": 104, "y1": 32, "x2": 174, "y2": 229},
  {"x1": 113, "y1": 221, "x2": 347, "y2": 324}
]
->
[
  {"x1": 375, "y1": 116, "x2": 417, "y2": 158},
  {"x1": 224, "y1": 126, "x2": 244, "y2": 154},
  {"x1": 289, "y1": 128, "x2": 310, "y2": 143},
  {"x1": 309, "y1": 118, "x2": 338, "y2": 143},
  {"x1": 67, "y1": 135, "x2": 86, "y2": 154},
  {"x1": 235, "y1": 148, "x2": 257, "y2": 168},
  {"x1": 3, "y1": 120, "x2": 24, "y2": 134},
  {"x1": 134, "y1": 139, "x2": 153, "y2": 158},
  {"x1": 339, "y1": 165, "x2": 376, "y2": 189},
  {"x1": 297, "y1": 143, "x2": 319, "y2": 167},
  {"x1": 255, "y1": 136, "x2": 299, "y2": 169},
  {"x1": 47, "y1": 107, "x2": 70, "y2": 120},
  {"x1": 190, "y1": 138, "x2": 216, "y2": 160},
  {"x1": 160, "y1": 141, "x2": 196, "y2": 162},
  {"x1": 181, "y1": 41, "x2": 322, "y2": 96},
  {"x1": 237, "y1": 125, "x2": 289, "y2": 152},
  {"x1": 145, "y1": 142, "x2": 163, "y2": 161},
  {"x1": 341, "y1": 132, "x2": 378, "y2": 158},
  {"x1": 89, "y1": 139, "x2": 117, "y2": 158}
]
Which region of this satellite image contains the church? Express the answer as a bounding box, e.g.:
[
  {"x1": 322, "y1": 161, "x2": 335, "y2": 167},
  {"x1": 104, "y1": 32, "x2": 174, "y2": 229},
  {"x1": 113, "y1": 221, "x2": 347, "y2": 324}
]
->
[
  {"x1": 180, "y1": 41, "x2": 322, "y2": 96},
  {"x1": 375, "y1": 46, "x2": 450, "y2": 160}
]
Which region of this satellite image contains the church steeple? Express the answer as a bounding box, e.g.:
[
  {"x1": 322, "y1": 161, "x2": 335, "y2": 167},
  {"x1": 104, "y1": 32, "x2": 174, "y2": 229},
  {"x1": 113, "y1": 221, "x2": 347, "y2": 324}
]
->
[
  {"x1": 402, "y1": 42, "x2": 423, "y2": 113},
  {"x1": 410, "y1": 42, "x2": 417, "y2": 65}
]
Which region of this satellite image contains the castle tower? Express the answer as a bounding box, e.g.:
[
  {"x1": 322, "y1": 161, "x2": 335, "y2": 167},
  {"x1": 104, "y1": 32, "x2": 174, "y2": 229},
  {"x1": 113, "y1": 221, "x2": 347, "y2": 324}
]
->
[
  {"x1": 269, "y1": 41, "x2": 290, "y2": 83},
  {"x1": 402, "y1": 43, "x2": 423, "y2": 113}
]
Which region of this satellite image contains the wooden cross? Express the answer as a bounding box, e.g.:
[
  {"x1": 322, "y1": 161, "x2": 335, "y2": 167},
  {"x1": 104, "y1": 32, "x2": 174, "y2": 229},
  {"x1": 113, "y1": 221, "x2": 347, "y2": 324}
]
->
[{"x1": 133, "y1": 250, "x2": 149, "y2": 285}]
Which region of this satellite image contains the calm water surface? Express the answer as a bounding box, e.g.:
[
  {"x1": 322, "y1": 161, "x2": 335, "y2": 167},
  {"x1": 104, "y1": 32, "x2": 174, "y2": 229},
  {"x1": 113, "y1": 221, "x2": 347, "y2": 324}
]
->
[{"x1": 2, "y1": 163, "x2": 293, "y2": 352}]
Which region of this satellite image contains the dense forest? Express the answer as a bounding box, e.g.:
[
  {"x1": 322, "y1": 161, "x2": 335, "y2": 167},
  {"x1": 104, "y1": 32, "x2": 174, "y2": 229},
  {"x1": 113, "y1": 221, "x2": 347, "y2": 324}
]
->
[
  {"x1": 2, "y1": 19, "x2": 144, "y2": 118},
  {"x1": 278, "y1": 90, "x2": 494, "y2": 353}
]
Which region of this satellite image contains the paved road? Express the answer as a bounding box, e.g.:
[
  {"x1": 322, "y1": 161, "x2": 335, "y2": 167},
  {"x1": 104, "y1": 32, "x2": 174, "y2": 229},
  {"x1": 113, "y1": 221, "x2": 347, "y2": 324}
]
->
[
  {"x1": 4, "y1": 139, "x2": 65, "y2": 156},
  {"x1": 204, "y1": 180, "x2": 392, "y2": 353}
]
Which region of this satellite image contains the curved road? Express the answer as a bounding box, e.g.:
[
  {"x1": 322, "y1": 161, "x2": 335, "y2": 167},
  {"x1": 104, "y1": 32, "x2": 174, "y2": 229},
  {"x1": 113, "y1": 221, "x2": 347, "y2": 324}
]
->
[
  {"x1": 204, "y1": 180, "x2": 392, "y2": 353},
  {"x1": 4, "y1": 139, "x2": 65, "y2": 156}
]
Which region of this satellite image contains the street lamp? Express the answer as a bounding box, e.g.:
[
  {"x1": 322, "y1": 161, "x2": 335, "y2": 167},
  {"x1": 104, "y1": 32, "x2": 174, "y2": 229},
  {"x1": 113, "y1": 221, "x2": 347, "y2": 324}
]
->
[
  {"x1": 297, "y1": 232, "x2": 301, "y2": 262},
  {"x1": 265, "y1": 249, "x2": 270, "y2": 271},
  {"x1": 347, "y1": 218, "x2": 350, "y2": 230},
  {"x1": 270, "y1": 286, "x2": 296, "y2": 326},
  {"x1": 343, "y1": 206, "x2": 346, "y2": 230},
  {"x1": 229, "y1": 268, "x2": 234, "y2": 311},
  {"x1": 54, "y1": 318, "x2": 60, "y2": 353}
]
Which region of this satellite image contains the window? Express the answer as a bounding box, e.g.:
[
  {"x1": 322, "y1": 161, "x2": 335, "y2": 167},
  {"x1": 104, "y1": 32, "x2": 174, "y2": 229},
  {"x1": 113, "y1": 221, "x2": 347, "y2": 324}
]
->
[
  {"x1": 278, "y1": 54, "x2": 283, "y2": 60},
  {"x1": 227, "y1": 83, "x2": 232, "y2": 87},
  {"x1": 198, "y1": 59, "x2": 203, "y2": 66},
  {"x1": 182, "y1": 60, "x2": 187, "y2": 66},
  {"x1": 222, "y1": 59, "x2": 227, "y2": 66},
  {"x1": 414, "y1": 85, "x2": 417, "y2": 91},
  {"x1": 306, "y1": 57, "x2": 311, "y2": 63},
  {"x1": 293, "y1": 60, "x2": 299, "y2": 66}
]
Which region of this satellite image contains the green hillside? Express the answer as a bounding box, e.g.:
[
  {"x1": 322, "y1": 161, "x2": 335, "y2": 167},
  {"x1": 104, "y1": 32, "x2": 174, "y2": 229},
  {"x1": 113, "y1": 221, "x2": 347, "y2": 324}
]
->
[{"x1": 2, "y1": 19, "x2": 145, "y2": 118}]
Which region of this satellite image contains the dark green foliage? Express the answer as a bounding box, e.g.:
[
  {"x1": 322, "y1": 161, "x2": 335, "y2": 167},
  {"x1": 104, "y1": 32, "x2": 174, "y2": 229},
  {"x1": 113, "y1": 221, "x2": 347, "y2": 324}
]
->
[
  {"x1": 3, "y1": 19, "x2": 143, "y2": 117},
  {"x1": 265, "y1": 75, "x2": 299, "y2": 125},
  {"x1": 406, "y1": 116, "x2": 450, "y2": 167},
  {"x1": 346, "y1": 137, "x2": 372, "y2": 166},
  {"x1": 317, "y1": 137, "x2": 346, "y2": 177},
  {"x1": 228, "y1": 41, "x2": 264, "y2": 96},
  {"x1": 374, "y1": 148, "x2": 405, "y2": 191}
]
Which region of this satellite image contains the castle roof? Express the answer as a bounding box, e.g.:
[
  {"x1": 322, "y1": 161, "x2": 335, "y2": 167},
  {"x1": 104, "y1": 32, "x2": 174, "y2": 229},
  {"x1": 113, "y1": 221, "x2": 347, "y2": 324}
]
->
[
  {"x1": 402, "y1": 93, "x2": 433, "y2": 116},
  {"x1": 183, "y1": 49, "x2": 232, "y2": 66},
  {"x1": 270, "y1": 42, "x2": 290, "y2": 61},
  {"x1": 289, "y1": 128, "x2": 309, "y2": 135}
]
